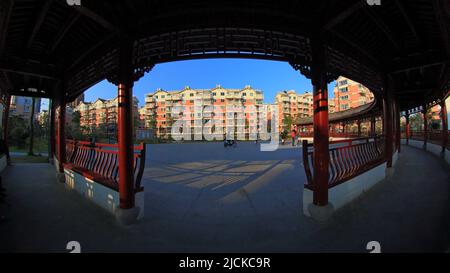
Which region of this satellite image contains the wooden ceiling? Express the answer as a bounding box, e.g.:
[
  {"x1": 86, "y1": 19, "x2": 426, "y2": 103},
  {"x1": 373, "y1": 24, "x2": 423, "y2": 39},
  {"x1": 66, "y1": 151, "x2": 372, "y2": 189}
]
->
[{"x1": 0, "y1": 0, "x2": 449, "y2": 111}]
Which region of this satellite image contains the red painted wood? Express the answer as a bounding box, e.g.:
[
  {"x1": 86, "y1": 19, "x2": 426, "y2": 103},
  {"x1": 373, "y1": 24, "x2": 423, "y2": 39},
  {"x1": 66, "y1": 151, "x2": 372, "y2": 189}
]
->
[
  {"x1": 423, "y1": 107, "x2": 428, "y2": 148},
  {"x1": 405, "y1": 114, "x2": 410, "y2": 145},
  {"x1": 3, "y1": 95, "x2": 11, "y2": 163},
  {"x1": 64, "y1": 140, "x2": 146, "y2": 193},
  {"x1": 441, "y1": 101, "x2": 448, "y2": 153},
  {"x1": 57, "y1": 99, "x2": 66, "y2": 173},
  {"x1": 303, "y1": 136, "x2": 385, "y2": 190},
  {"x1": 383, "y1": 89, "x2": 394, "y2": 168},
  {"x1": 117, "y1": 40, "x2": 135, "y2": 209}
]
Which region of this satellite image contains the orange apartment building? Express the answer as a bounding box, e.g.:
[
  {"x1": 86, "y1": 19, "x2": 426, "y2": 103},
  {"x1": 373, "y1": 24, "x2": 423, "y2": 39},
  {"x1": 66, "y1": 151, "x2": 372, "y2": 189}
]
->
[
  {"x1": 145, "y1": 85, "x2": 266, "y2": 139},
  {"x1": 275, "y1": 90, "x2": 335, "y2": 132},
  {"x1": 75, "y1": 96, "x2": 139, "y2": 134},
  {"x1": 333, "y1": 76, "x2": 374, "y2": 111}
]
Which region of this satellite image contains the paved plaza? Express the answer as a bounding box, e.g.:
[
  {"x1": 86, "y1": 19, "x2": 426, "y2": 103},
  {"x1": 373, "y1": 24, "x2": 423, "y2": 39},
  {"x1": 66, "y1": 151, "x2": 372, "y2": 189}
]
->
[{"x1": 0, "y1": 143, "x2": 449, "y2": 252}]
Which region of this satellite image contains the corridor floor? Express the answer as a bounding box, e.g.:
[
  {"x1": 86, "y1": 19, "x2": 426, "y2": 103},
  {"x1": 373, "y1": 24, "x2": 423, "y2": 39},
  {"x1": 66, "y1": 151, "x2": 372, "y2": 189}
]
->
[{"x1": 0, "y1": 143, "x2": 448, "y2": 252}]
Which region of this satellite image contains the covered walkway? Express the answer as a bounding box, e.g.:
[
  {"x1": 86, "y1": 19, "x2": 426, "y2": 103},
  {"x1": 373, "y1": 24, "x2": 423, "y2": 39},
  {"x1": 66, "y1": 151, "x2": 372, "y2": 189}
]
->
[{"x1": 0, "y1": 144, "x2": 448, "y2": 252}]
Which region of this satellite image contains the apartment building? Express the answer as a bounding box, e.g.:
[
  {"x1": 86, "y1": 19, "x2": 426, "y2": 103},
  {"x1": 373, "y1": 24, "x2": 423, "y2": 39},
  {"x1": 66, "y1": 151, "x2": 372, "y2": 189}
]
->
[
  {"x1": 9, "y1": 96, "x2": 41, "y2": 120},
  {"x1": 333, "y1": 76, "x2": 374, "y2": 111},
  {"x1": 138, "y1": 106, "x2": 146, "y2": 129},
  {"x1": 275, "y1": 90, "x2": 336, "y2": 132},
  {"x1": 145, "y1": 85, "x2": 265, "y2": 139},
  {"x1": 75, "y1": 96, "x2": 139, "y2": 133}
]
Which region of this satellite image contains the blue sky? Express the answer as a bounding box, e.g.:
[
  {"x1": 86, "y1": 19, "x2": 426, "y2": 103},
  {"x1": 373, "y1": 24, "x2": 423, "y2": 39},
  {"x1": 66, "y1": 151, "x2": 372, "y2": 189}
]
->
[{"x1": 83, "y1": 58, "x2": 336, "y2": 107}]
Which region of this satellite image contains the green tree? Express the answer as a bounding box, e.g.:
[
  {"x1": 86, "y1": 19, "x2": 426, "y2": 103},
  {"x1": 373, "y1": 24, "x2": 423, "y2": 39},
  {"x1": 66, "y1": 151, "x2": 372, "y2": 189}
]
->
[
  {"x1": 8, "y1": 116, "x2": 29, "y2": 148},
  {"x1": 66, "y1": 110, "x2": 84, "y2": 140},
  {"x1": 283, "y1": 114, "x2": 293, "y2": 132}
]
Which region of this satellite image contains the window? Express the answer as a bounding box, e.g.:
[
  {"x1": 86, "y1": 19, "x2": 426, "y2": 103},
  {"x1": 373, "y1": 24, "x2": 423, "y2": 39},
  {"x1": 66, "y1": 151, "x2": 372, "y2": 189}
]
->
[
  {"x1": 212, "y1": 92, "x2": 216, "y2": 96},
  {"x1": 190, "y1": 93, "x2": 194, "y2": 97},
  {"x1": 340, "y1": 95, "x2": 348, "y2": 100},
  {"x1": 243, "y1": 93, "x2": 246, "y2": 96},
  {"x1": 221, "y1": 99, "x2": 225, "y2": 102},
  {"x1": 339, "y1": 87, "x2": 348, "y2": 93},
  {"x1": 220, "y1": 92, "x2": 225, "y2": 96},
  {"x1": 339, "y1": 80, "x2": 348, "y2": 86}
]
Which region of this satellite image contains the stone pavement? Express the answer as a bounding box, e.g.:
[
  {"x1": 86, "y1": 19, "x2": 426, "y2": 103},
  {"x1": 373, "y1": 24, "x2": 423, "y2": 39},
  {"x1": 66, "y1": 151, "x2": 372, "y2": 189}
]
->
[{"x1": 0, "y1": 143, "x2": 448, "y2": 252}]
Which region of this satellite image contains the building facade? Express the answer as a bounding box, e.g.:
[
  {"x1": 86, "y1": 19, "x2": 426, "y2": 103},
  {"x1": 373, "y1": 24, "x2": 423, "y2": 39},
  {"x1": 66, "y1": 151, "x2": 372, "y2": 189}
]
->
[
  {"x1": 275, "y1": 90, "x2": 336, "y2": 132},
  {"x1": 333, "y1": 76, "x2": 374, "y2": 112},
  {"x1": 75, "y1": 96, "x2": 139, "y2": 135},
  {"x1": 9, "y1": 96, "x2": 41, "y2": 120},
  {"x1": 68, "y1": 94, "x2": 85, "y2": 109},
  {"x1": 145, "y1": 85, "x2": 266, "y2": 139}
]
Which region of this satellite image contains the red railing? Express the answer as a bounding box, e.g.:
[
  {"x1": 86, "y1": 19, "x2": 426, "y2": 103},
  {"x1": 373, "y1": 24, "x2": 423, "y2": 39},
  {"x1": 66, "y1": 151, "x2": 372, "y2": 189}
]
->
[
  {"x1": 298, "y1": 132, "x2": 365, "y2": 138},
  {"x1": 302, "y1": 136, "x2": 386, "y2": 190},
  {"x1": 64, "y1": 140, "x2": 146, "y2": 192},
  {"x1": 408, "y1": 130, "x2": 450, "y2": 149}
]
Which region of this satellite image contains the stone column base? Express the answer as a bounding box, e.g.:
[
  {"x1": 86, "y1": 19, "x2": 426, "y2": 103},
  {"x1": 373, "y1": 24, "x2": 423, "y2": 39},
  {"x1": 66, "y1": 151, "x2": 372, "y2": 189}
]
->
[
  {"x1": 56, "y1": 172, "x2": 65, "y2": 183},
  {"x1": 307, "y1": 203, "x2": 334, "y2": 222},
  {"x1": 115, "y1": 207, "x2": 141, "y2": 226},
  {"x1": 385, "y1": 167, "x2": 395, "y2": 178}
]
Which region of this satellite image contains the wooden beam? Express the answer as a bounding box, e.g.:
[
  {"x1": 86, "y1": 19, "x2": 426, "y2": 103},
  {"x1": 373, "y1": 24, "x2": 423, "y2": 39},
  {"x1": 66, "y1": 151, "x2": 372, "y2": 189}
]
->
[
  {"x1": 26, "y1": 0, "x2": 53, "y2": 50},
  {"x1": 49, "y1": 12, "x2": 80, "y2": 54},
  {"x1": 363, "y1": 5, "x2": 401, "y2": 51},
  {"x1": 0, "y1": 0, "x2": 14, "y2": 55},
  {"x1": 394, "y1": 0, "x2": 421, "y2": 44},
  {"x1": 9, "y1": 89, "x2": 52, "y2": 99},
  {"x1": 329, "y1": 29, "x2": 380, "y2": 67},
  {"x1": 433, "y1": 0, "x2": 450, "y2": 58},
  {"x1": 0, "y1": 61, "x2": 59, "y2": 80},
  {"x1": 323, "y1": 1, "x2": 364, "y2": 30},
  {"x1": 390, "y1": 61, "x2": 445, "y2": 74},
  {"x1": 74, "y1": 6, "x2": 118, "y2": 33}
]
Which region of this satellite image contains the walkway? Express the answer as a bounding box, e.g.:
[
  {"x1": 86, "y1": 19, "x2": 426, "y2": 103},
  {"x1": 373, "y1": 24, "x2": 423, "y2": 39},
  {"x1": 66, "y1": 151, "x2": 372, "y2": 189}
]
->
[{"x1": 0, "y1": 144, "x2": 449, "y2": 252}]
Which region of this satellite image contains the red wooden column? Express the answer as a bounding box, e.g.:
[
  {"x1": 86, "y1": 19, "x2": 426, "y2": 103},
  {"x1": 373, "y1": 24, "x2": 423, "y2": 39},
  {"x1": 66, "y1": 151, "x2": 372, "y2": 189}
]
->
[
  {"x1": 49, "y1": 99, "x2": 56, "y2": 163},
  {"x1": 383, "y1": 79, "x2": 394, "y2": 168},
  {"x1": 3, "y1": 95, "x2": 11, "y2": 165},
  {"x1": 423, "y1": 106, "x2": 428, "y2": 149},
  {"x1": 117, "y1": 39, "x2": 135, "y2": 209},
  {"x1": 405, "y1": 113, "x2": 410, "y2": 145},
  {"x1": 56, "y1": 97, "x2": 66, "y2": 177},
  {"x1": 310, "y1": 37, "x2": 329, "y2": 206},
  {"x1": 441, "y1": 100, "x2": 448, "y2": 153},
  {"x1": 357, "y1": 120, "x2": 362, "y2": 137},
  {"x1": 395, "y1": 102, "x2": 401, "y2": 153},
  {"x1": 370, "y1": 115, "x2": 376, "y2": 136}
]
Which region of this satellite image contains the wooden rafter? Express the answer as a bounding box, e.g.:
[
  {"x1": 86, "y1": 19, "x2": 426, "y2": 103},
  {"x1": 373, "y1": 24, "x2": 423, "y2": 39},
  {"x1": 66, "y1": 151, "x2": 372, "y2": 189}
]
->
[
  {"x1": 0, "y1": 0, "x2": 14, "y2": 55},
  {"x1": 26, "y1": 0, "x2": 53, "y2": 50},
  {"x1": 74, "y1": 6, "x2": 118, "y2": 33},
  {"x1": 362, "y1": 4, "x2": 400, "y2": 51},
  {"x1": 48, "y1": 12, "x2": 81, "y2": 54},
  {"x1": 433, "y1": 0, "x2": 450, "y2": 58},
  {"x1": 394, "y1": 0, "x2": 421, "y2": 44},
  {"x1": 323, "y1": 1, "x2": 364, "y2": 30},
  {"x1": 0, "y1": 60, "x2": 59, "y2": 80}
]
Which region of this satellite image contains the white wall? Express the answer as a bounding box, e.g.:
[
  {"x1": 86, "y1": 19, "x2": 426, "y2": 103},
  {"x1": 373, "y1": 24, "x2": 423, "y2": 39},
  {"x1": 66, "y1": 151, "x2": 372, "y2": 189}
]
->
[
  {"x1": 64, "y1": 167, "x2": 144, "y2": 219},
  {"x1": 0, "y1": 154, "x2": 7, "y2": 173},
  {"x1": 407, "y1": 139, "x2": 449, "y2": 165},
  {"x1": 303, "y1": 163, "x2": 387, "y2": 217}
]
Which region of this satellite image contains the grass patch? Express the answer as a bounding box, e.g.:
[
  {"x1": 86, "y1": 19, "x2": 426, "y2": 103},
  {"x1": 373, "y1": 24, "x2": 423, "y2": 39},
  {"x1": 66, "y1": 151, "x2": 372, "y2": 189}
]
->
[
  {"x1": 11, "y1": 155, "x2": 49, "y2": 164},
  {"x1": 9, "y1": 137, "x2": 49, "y2": 155}
]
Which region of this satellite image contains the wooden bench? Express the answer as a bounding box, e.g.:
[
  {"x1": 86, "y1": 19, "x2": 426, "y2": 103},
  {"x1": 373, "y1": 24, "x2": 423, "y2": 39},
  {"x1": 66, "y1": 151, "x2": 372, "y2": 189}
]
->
[{"x1": 63, "y1": 140, "x2": 146, "y2": 193}]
